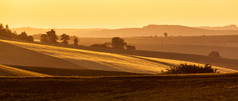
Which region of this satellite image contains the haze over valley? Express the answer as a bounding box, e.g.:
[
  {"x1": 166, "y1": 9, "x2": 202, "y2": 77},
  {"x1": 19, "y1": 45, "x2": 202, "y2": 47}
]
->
[{"x1": 12, "y1": 24, "x2": 238, "y2": 37}]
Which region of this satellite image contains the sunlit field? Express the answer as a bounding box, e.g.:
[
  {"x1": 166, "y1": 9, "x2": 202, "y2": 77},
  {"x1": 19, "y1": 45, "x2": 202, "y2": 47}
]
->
[{"x1": 0, "y1": 39, "x2": 236, "y2": 74}]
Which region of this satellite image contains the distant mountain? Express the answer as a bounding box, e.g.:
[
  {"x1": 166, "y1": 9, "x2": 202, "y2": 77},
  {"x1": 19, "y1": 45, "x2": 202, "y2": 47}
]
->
[
  {"x1": 12, "y1": 27, "x2": 105, "y2": 36},
  {"x1": 197, "y1": 25, "x2": 238, "y2": 30},
  {"x1": 12, "y1": 25, "x2": 238, "y2": 37}
]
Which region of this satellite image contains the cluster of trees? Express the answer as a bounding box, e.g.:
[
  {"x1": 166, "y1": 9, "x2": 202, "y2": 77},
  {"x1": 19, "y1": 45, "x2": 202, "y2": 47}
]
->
[
  {"x1": 40, "y1": 29, "x2": 58, "y2": 44},
  {"x1": 91, "y1": 37, "x2": 136, "y2": 50},
  {"x1": 0, "y1": 24, "x2": 79, "y2": 45},
  {"x1": 91, "y1": 42, "x2": 111, "y2": 48},
  {"x1": 40, "y1": 29, "x2": 79, "y2": 45},
  {"x1": 0, "y1": 24, "x2": 33, "y2": 42},
  {"x1": 1, "y1": 24, "x2": 135, "y2": 51},
  {"x1": 162, "y1": 64, "x2": 218, "y2": 74},
  {"x1": 18, "y1": 32, "x2": 34, "y2": 41}
]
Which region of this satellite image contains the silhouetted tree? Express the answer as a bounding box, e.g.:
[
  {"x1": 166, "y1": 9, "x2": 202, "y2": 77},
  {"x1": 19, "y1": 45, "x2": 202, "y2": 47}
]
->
[
  {"x1": 5, "y1": 24, "x2": 8, "y2": 29},
  {"x1": 0, "y1": 24, "x2": 17, "y2": 38},
  {"x1": 0, "y1": 24, "x2": 4, "y2": 36},
  {"x1": 40, "y1": 34, "x2": 48, "y2": 43},
  {"x1": 0, "y1": 24, "x2": 3, "y2": 30},
  {"x1": 18, "y1": 32, "x2": 27, "y2": 39},
  {"x1": 111, "y1": 37, "x2": 127, "y2": 49},
  {"x1": 27, "y1": 36, "x2": 34, "y2": 42},
  {"x1": 40, "y1": 29, "x2": 58, "y2": 43},
  {"x1": 0, "y1": 24, "x2": 32, "y2": 41},
  {"x1": 164, "y1": 32, "x2": 168, "y2": 37},
  {"x1": 209, "y1": 51, "x2": 221, "y2": 58},
  {"x1": 60, "y1": 34, "x2": 70, "y2": 45},
  {"x1": 46, "y1": 29, "x2": 58, "y2": 43},
  {"x1": 91, "y1": 42, "x2": 111, "y2": 48},
  {"x1": 5, "y1": 25, "x2": 12, "y2": 36},
  {"x1": 163, "y1": 64, "x2": 217, "y2": 74},
  {"x1": 126, "y1": 45, "x2": 136, "y2": 50},
  {"x1": 74, "y1": 38, "x2": 79, "y2": 45},
  {"x1": 91, "y1": 44, "x2": 101, "y2": 47},
  {"x1": 17, "y1": 32, "x2": 34, "y2": 42},
  {"x1": 102, "y1": 42, "x2": 111, "y2": 48}
]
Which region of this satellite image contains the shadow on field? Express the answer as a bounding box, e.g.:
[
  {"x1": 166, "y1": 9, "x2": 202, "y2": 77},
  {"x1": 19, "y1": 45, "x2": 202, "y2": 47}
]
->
[
  {"x1": 62, "y1": 58, "x2": 121, "y2": 71},
  {"x1": 0, "y1": 74, "x2": 238, "y2": 100},
  {"x1": 8, "y1": 65, "x2": 142, "y2": 76}
]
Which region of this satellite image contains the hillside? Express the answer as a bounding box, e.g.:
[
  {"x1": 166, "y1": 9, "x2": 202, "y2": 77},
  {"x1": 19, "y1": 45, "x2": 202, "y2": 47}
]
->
[
  {"x1": 0, "y1": 41, "x2": 82, "y2": 69},
  {"x1": 0, "y1": 39, "x2": 237, "y2": 74},
  {"x1": 0, "y1": 40, "x2": 142, "y2": 76},
  {"x1": 198, "y1": 24, "x2": 238, "y2": 30},
  {"x1": 86, "y1": 25, "x2": 238, "y2": 37},
  {"x1": 0, "y1": 39, "x2": 168, "y2": 74},
  {"x1": 12, "y1": 25, "x2": 238, "y2": 37},
  {"x1": 76, "y1": 35, "x2": 238, "y2": 59}
]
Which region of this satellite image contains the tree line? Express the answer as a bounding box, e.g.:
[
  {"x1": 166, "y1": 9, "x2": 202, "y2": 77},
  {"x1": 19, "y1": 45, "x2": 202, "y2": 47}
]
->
[
  {"x1": 91, "y1": 37, "x2": 136, "y2": 50},
  {"x1": 0, "y1": 24, "x2": 135, "y2": 50},
  {"x1": 0, "y1": 24, "x2": 79, "y2": 45},
  {"x1": 39, "y1": 29, "x2": 135, "y2": 50},
  {"x1": 0, "y1": 24, "x2": 33, "y2": 42},
  {"x1": 40, "y1": 29, "x2": 79, "y2": 45}
]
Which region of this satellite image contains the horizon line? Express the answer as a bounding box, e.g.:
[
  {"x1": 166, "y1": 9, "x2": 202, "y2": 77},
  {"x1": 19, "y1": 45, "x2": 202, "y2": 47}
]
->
[{"x1": 9, "y1": 24, "x2": 237, "y2": 30}]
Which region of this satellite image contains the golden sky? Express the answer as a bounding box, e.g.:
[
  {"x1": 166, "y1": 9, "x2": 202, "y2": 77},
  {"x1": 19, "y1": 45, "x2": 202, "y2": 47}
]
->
[{"x1": 0, "y1": 0, "x2": 237, "y2": 28}]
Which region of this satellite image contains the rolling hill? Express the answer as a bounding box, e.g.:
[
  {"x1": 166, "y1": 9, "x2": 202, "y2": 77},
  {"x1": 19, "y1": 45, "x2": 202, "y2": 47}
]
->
[
  {"x1": 197, "y1": 24, "x2": 238, "y2": 30},
  {"x1": 0, "y1": 39, "x2": 237, "y2": 74},
  {"x1": 12, "y1": 25, "x2": 238, "y2": 37},
  {"x1": 0, "y1": 41, "x2": 82, "y2": 69},
  {"x1": 76, "y1": 35, "x2": 238, "y2": 59}
]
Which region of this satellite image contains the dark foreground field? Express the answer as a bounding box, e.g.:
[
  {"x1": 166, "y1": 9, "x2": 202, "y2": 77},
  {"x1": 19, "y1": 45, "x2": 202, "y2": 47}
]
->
[
  {"x1": 9, "y1": 65, "x2": 141, "y2": 76},
  {"x1": 1, "y1": 74, "x2": 238, "y2": 101}
]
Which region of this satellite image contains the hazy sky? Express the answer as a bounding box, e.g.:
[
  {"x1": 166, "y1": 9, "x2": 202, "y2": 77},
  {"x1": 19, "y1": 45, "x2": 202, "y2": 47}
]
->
[{"x1": 0, "y1": 0, "x2": 237, "y2": 28}]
